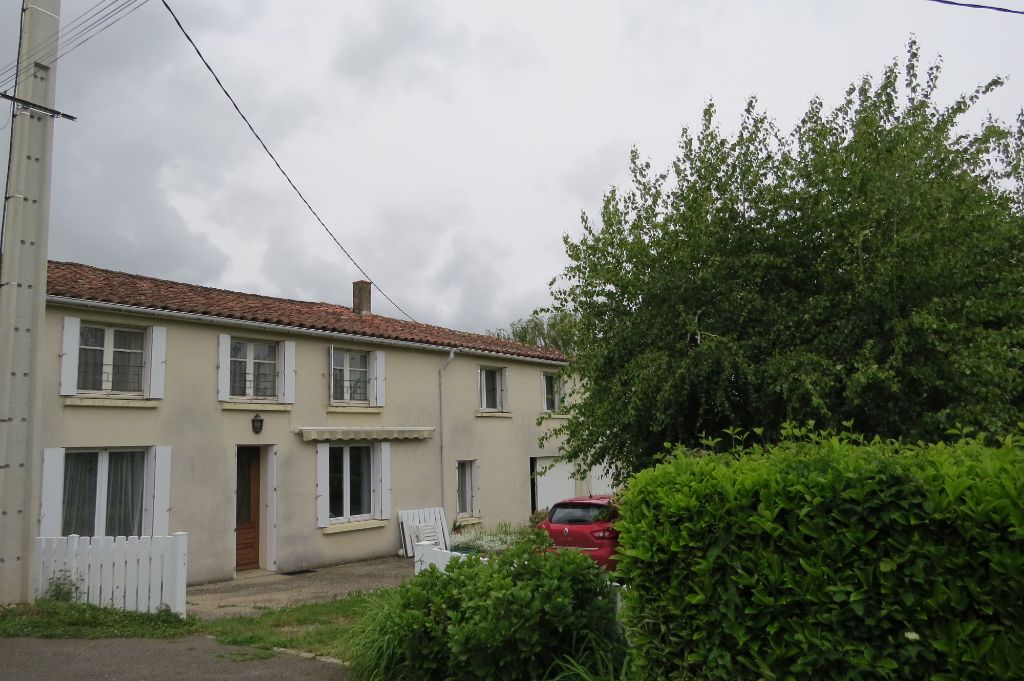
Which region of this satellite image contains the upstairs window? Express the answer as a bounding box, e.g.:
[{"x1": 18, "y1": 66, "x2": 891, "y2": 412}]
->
[
  {"x1": 478, "y1": 366, "x2": 509, "y2": 411},
  {"x1": 230, "y1": 339, "x2": 278, "y2": 398},
  {"x1": 218, "y1": 335, "x2": 295, "y2": 404},
  {"x1": 542, "y1": 372, "x2": 562, "y2": 412},
  {"x1": 329, "y1": 347, "x2": 385, "y2": 407},
  {"x1": 59, "y1": 317, "x2": 166, "y2": 399}
]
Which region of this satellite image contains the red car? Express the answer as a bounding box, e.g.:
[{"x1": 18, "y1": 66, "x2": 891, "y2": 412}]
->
[{"x1": 537, "y1": 495, "x2": 618, "y2": 570}]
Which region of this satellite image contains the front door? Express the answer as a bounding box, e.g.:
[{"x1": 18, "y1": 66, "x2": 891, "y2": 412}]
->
[{"x1": 235, "y1": 447, "x2": 261, "y2": 571}]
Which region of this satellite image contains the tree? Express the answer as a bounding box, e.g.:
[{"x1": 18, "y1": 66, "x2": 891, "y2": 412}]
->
[
  {"x1": 547, "y1": 42, "x2": 1024, "y2": 483},
  {"x1": 488, "y1": 310, "x2": 577, "y2": 356}
]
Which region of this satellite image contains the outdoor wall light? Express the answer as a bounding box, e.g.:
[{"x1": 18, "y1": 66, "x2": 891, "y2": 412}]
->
[{"x1": 251, "y1": 413, "x2": 264, "y2": 434}]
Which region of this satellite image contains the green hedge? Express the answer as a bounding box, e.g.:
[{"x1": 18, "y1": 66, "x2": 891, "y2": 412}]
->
[
  {"x1": 344, "y1": 543, "x2": 624, "y2": 681},
  {"x1": 617, "y1": 438, "x2": 1024, "y2": 680}
]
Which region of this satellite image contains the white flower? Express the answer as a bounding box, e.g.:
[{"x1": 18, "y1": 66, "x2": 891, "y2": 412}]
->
[{"x1": 904, "y1": 631, "x2": 920, "y2": 641}]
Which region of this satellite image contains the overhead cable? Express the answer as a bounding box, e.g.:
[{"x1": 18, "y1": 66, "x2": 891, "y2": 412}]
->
[
  {"x1": 159, "y1": 0, "x2": 417, "y2": 322},
  {"x1": 922, "y1": 0, "x2": 1024, "y2": 15}
]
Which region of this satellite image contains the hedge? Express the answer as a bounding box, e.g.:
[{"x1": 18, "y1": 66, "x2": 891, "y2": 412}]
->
[
  {"x1": 617, "y1": 437, "x2": 1024, "y2": 680},
  {"x1": 344, "y1": 540, "x2": 625, "y2": 681}
]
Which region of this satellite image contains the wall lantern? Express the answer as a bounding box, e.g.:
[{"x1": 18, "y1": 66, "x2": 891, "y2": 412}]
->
[{"x1": 251, "y1": 413, "x2": 264, "y2": 434}]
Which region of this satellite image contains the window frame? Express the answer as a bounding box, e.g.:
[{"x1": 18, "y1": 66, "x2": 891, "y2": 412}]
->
[
  {"x1": 40, "y1": 446, "x2": 172, "y2": 538},
  {"x1": 541, "y1": 371, "x2": 562, "y2": 412},
  {"x1": 456, "y1": 459, "x2": 480, "y2": 518},
  {"x1": 315, "y1": 442, "x2": 391, "y2": 527},
  {"x1": 478, "y1": 366, "x2": 509, "y2": 412},
  {"x1": 59, "y1": 317, "x2": 166, "y2": 399},
  {"x1": 328, "y1": 443, "x2": 375, "y2": 523},
  {"x1": 218, "y1": 335, "x2": 295, "y2": 404},
  {"x1": 330, "y1": 347, "x2": 370, "y2": 404}
]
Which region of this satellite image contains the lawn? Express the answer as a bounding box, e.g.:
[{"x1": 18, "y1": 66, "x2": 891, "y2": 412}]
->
[{"x1": 0, "y1": 591, "x2": 382, "y2": 663}]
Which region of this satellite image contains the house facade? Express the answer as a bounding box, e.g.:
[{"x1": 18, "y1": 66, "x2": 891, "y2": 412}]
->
[{"x1": 32, "y1": 261, "x2": 580, "y2": 585}]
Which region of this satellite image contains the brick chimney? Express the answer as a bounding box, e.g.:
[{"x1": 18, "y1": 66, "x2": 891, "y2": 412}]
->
[{"x1": 353, "y1": 280, "x2": 371, "y2": 315}]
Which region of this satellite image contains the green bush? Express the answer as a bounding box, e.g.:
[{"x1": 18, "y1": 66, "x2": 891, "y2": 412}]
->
[
  {"x1": 617, "y1": 437, "x2": 1024, "y2": 680},
  {"x1": 345, "y1": 544, "x2": 624, "y2": 681}
]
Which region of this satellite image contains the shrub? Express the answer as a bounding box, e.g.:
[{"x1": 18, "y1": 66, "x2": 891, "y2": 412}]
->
[
  {"x1": 617, "y1": 437, "x2": 1024, "y2": 680},
  {"x1": 450, "y1": 521, "x2": 552, "y2": 556},
  {"x1": 345, "y1": 545, "x2": 624, "y2": 681}
]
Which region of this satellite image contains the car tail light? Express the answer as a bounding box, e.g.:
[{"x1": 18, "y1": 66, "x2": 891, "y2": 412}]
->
[{"x1": 591, "y1": 528, "x2": 618, "y2": 540}]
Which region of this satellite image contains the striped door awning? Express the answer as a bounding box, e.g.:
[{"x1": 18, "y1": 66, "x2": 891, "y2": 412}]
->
[{"x1": 296, "y1": 426, "x2": 435, "y2": 442}]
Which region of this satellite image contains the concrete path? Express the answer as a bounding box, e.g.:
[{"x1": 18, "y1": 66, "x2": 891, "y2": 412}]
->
[{"x1": 187, "y1": 556, "x2": 413, "y2": 619}]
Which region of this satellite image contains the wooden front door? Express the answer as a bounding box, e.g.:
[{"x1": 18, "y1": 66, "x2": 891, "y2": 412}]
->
[{"x1": 235, "y1": 447, "x2": 261, "y2": 571}]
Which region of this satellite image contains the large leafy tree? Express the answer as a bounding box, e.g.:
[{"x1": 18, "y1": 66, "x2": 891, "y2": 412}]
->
[
  {"x1": 547, "y1": 43, "x2": 1024, "y2": 482},
  {"x1": 488, "y1": 310, "x2": 577, "y2": 356}
]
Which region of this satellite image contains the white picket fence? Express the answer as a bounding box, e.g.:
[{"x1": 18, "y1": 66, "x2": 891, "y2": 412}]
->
[{"x1": 36, "y1": 533, "x2": 188, "y2": 616}]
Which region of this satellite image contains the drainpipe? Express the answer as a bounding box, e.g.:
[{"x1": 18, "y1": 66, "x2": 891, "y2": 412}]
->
[{"x1": 438, "y1": 349, "x2": 457, "y2": 512}]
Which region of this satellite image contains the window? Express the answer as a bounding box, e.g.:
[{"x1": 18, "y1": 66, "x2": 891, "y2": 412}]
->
[
  {"x1": 218, "y1": 335, "x2": 295, "y2": 403},
  {"x1": 457, "y1": 460, "x2": 479, "y2": 517},
  {"x1": 315, "y1": 442, "x2": 391, "y2": 526},
  {"x1": 478, "y1": 366, "x2": 508, "y2": 411},
  {"x1": 40, "y1": 446, "x2": 172, "y2": 538},
  {"x1": 329, "y1": 347, "x2": 385, "y2": 406},
  {"x1": 231, "y1": 339, "x2": 278, "y2": 398},
  {"x1": 59, "y1": 317, "x2": 166, "y2": 398},
  {"x1": 542, "y1": 372, "x2": 561, "y2": 412}
]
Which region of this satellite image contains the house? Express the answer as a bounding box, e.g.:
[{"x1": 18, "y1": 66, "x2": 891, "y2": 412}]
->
[{"x1": 33, "y1": 261, "x2": 587, "y2": 585}]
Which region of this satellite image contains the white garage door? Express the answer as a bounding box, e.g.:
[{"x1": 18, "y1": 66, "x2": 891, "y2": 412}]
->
[{"x1": 533, "y1": 456, "x2": 576, "y2": 511}]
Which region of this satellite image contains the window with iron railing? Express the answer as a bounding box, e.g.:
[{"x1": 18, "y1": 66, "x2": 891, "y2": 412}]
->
[
  {"x1": 331, "y1": 349, "x2": 369, "y2": 402},
  {"x1": 77, "y1": 325, "x2": 146, "y2": 394},
  {"x1": 229, "y1": 339, "x2": 278, "y2": 398}
]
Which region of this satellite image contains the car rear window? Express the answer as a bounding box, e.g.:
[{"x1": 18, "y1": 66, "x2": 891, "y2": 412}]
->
[{"x1": 550, "y1": 503, "x2": 608, "y2": 525}]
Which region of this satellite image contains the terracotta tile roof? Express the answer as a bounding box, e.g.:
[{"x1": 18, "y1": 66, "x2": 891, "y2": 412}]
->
[{"x1": 46, "y1": 261, "x2": 566, "y2": 363}]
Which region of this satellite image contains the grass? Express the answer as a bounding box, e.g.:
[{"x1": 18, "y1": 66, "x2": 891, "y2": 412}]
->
[
  {"x1": 201, "y1": 591, "x2": 379, "y2": 660},
  {"x1": 0, "y1": 599, "x2": 199, "y2": 639},
  {"x1": 0, "y1": 590, "x2": 380, "y2": 664}
]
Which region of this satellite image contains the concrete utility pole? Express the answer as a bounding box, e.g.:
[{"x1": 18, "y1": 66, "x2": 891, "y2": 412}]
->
[{"x1": 0, "y1": 0, "x2": 62, "y2": 603}]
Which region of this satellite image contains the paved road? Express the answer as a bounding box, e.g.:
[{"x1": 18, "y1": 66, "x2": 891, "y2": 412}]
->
[{"x1": 0, "y1": 636, "x2": 347, "y2": 680}]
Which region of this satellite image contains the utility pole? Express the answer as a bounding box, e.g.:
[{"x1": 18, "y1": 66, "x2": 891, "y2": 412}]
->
[{"x1": 0, "y1": 0, "x2": 62, "y2": 603}]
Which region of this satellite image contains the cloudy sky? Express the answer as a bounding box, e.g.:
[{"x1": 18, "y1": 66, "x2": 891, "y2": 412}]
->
[{"x1": 1, "y1": 0, "x2": 1022, "y2": 333}]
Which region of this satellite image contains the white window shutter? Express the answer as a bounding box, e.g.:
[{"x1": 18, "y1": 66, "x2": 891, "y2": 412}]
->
[
  {"x1": 477, "y1": 366, "x2": 483, "y2": 408},
  {"x1": 280, "y1": 341, "x2": 296, "y2": 404},
  {"x1": 500, "y1": 368, "x2": 509, "y2": 412},
  {"x1": 217, "y1": 334, "x2": 231, "y2": 401},
  {"x1": 369, "y1": 350, "x2": 386, "y2": 407},
  {"x1": 144, "y1": 326, "x2": 167, "y2": 399},
  {"x1": 473, "y1": 460, "x2": 481, "y2": 517},
  {"x1": 328, "y1": 346, "x2": 336, "y2": 402},
  {"x1": 40, "y1": 448, "x2": 66, "y2": 536},
  {"x1": 375, "y1": 442, "x2": 392, "y2": 520},
  {"x1": 316, "y1": 443, "x2": 330, "y2": 527},
  {"x1": 59, "y1": 317, "x2": 80, "y2": 396},
  {"x1": 540, "y1": 372, "x2": 547, "y2": 410},
  {"x1": 151, "y1": 446, "x2": 172, "y2": 536}
]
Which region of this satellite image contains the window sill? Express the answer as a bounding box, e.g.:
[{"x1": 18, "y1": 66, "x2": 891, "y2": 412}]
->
[
  {"x1": 63, "y1": 397, "x2": 159, "y2": 408},
  {"x1": 327, "y1": 405, "x2": 383, "y2": 414},
  {"x1": 322, "y1": 519, "x2": 388, "y2": 534},
  {"x1": 540, "y1": 412, "x2": 569, "y2": 420},
  {"x1": 221, "y1": 402, "x2": 292, "y2": 412},
  {"x1": 456, "y1": 515, "x2": 482, "y2": 525},
  {"x1": 476, "y1": 410, "x2": 513, "y2": 418}
]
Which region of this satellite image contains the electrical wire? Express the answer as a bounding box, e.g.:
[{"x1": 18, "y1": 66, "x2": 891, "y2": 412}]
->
[
  {"x1": 0, "y1": 0, "x2": 114, "y2": 83},
  {"x1": 159, "y1": 0, "x2": 417, "y2": 322},
  {"x1": 922, "y1": 0, "x2": 1024, "y2": 15},
  {"x1": 0, "y1": 0, "x2": 151, "y2": 94}
]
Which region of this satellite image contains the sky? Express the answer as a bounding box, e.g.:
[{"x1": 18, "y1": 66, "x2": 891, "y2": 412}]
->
[{"x1": 1, "y1": 0, "x2": 1022, "y2": 333}]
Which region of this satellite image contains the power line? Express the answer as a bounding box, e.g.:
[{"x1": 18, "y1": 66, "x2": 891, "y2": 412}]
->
[
  {"x1": 159, "y1": 0, "x2": 417, "y2": 322},
  {"x1": 922, "y1": 0, "x2": 1024, "y2": 15},
  {"x1": 0, "y1": 0, "x2": 152, "y2": 94}
]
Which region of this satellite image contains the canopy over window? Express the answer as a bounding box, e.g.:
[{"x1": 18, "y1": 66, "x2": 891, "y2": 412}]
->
[{"x1": 297, "y1": 426, "x2": 434, "y2": 442}]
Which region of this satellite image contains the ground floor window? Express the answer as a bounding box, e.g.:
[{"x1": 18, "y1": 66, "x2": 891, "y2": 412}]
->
[
  {"x1": 457, "y1": 459, "x2": 479, "y2": 517},
  {"x1": 40, "y1": 446, "x2": 172, "y2": 538},
  {"x1": 316, "y1": 442, "x2": 392, "y2": 527}
]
